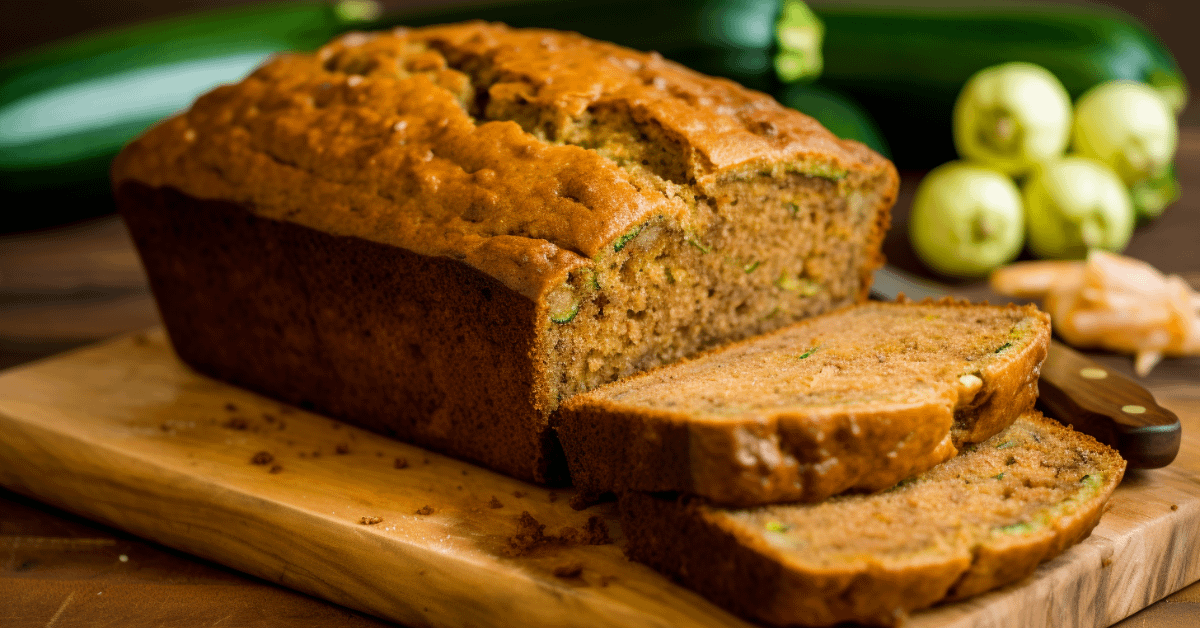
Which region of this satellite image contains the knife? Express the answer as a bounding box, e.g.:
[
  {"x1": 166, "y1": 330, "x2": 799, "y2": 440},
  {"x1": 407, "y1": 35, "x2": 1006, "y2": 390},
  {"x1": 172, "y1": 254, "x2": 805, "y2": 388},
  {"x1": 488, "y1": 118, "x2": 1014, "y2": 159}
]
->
[{"x1": 871, "y1": 266, "x2": 1181, "y2": 469}]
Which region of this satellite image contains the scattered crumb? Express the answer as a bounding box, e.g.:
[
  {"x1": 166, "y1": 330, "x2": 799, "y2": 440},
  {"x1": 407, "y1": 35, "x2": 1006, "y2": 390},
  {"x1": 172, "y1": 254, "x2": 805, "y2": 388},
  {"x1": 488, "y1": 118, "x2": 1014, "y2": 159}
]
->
[
  {"x1": 581, "y1": 516, "x2": 613, "y2": 545},
  {"x1": 224, "y1": 403, "x2": 238, "y2": 412},
  {"x1": 553, "y1": 562, "x2": 584, "y2": 578},
  {"x1": 335, "y1": 443, "x2": 350, "y2": 455},
  {"x1": 269, "y1": 465, "x2": 283, "y2": 474},
  {"x1": 456, "y1": 485, "x2": 463, "y2": 491},
  {"x1": 311, "y1": 450, "x2": 321, "y2": 458},
  {"x1": 558, "y1": 527, "x2": 580, "y2": 545},
  {"x1": 262, "y1": 413, "x2": 276, "y2": 423},
  {"x1": 1101, "y1": 557, "x2": 1113, "y2": 568},
  {"x1": 506, "y1": 511, "x2": 550, "y2": 556},
  {"x1": 394, "y1": 457, "x2": 409, "y2": 469},
  {"x1": 224, "y1": 417, "x2": 249, "y2": 430},
  {"x1": 488, "y1": 496, "x2": 504, "y2": 509},
  {"x1": 503, "y1": 512, "x2": 612, "y2": 557},
  {"x1": 423, "y1": 458, "x2": 430, "y2": 464},
  {"x1": 1171, "y1": 504, "x2": 1179, "y2": 511},
  {"x1": 415, "y1": 506, "x2": 434, "y2": 516},
  {"x1": 250, "y1": 451, "x2": 274, "y2": 465},
  {"x1": 569, "y1": 490, "x2": 609, "y2": 511},
  {"x1": 461, "y1": 469, "x2": 469, "y2": 476},
  {"x1": 512, "y1": 490, "x2": 527, "y2": 498},
  {"x1": 548, "y1": 492, "x2": 558, "y2": 503},
  {"x1": 360, "y1": 516, "x2": 383, "y2": 525},
  {"x1": 598, "y1": 575, "x2": 616, "y2": 587},
  {"x1": 159, "y1": 423, "x2": 170, "y2": 432}
]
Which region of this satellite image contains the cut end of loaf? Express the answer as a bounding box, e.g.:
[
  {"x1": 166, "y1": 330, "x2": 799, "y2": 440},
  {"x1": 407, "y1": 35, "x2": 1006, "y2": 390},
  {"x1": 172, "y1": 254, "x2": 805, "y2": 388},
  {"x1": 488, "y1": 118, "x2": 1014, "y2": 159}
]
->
[{"x1": 537, "y1": 165, "x2": 894, "y2": 413}]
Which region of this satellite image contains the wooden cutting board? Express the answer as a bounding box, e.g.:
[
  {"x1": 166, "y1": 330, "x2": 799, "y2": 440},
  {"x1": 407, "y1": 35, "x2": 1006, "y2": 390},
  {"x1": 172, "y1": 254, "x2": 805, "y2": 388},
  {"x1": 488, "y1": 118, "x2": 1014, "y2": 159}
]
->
[{"x1": 0, "y1": 329, "x2": 1197, "y2": 628}]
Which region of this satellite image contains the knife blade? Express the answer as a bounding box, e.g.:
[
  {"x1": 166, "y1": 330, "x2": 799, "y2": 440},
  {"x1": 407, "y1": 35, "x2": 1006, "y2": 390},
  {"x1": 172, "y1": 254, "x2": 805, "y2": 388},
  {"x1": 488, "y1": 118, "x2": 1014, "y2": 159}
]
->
[{"x1": 871, "y1": 266, "x2": 1181, "y2": 469}]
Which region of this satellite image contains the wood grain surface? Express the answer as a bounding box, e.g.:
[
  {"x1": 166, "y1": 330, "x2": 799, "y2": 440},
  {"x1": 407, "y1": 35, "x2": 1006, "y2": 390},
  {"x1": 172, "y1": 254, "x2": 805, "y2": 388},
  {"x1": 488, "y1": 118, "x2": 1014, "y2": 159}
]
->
[{"x1": 0, "y1": 330, "x2": 1197, "y2": 628}]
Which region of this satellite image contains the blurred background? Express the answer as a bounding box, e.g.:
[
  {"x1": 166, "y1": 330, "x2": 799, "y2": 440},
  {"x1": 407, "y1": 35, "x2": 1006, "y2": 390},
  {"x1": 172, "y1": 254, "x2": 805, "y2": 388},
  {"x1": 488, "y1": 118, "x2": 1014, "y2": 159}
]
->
[{"x1": 2, "y1": 0, "x2": 1196, "y2": 125}]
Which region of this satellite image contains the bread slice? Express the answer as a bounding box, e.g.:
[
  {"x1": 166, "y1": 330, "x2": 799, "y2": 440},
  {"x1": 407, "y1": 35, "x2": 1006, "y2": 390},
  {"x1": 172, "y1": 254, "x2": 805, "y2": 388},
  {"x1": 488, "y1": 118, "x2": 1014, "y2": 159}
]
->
[
  {"x1": 556, "y1": 299, "x2": 1050, "y2": 505},
  {"x1": 620, "y1": 411, "x2": 1125, "y2": 627},
  {"x1": 113, "y1": 23, "x2": 897, "y2": 483}
]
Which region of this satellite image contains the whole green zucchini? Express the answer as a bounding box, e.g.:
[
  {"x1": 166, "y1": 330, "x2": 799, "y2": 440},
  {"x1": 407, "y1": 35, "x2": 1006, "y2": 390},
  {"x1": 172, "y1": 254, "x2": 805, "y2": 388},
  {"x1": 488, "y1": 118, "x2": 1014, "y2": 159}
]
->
[
  {"x1": 0, "y1": 1, "x2": 379, "y2": 229},
  {"x1": 812, "y1": 2, "x2": 1188, "y2": 168}
]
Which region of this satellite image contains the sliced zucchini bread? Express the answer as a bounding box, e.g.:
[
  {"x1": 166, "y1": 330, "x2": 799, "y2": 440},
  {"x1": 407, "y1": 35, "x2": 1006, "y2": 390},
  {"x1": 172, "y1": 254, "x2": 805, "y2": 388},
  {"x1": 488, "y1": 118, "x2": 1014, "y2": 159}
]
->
[
  {"x1": 556, "y1": 299, "x2": 1051, "y2": 506},
  {"x1": 621, "y1": 410, "x2": 1125, "y2": 627}
]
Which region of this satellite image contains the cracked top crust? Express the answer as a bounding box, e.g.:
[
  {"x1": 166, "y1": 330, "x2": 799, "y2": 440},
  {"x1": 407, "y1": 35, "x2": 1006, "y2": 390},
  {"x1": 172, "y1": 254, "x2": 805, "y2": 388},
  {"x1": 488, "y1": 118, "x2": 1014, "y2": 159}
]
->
[{"x1": 111, "y1": 22, "x2": 889, "y2": 300}]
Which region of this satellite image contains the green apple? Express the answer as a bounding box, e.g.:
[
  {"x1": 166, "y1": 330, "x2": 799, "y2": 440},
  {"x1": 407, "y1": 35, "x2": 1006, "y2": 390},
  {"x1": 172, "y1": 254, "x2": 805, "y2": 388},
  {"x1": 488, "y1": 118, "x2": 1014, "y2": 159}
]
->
[
  {"x1": 953, "y1": 62, "x2": 1072, "y2": 176},
  {"x1": 909, "y1": 161, "x2": 1025, "y2": 278},
  {"x1": 1023, "y1": 157, "x2": 1134, "y2": 259}
]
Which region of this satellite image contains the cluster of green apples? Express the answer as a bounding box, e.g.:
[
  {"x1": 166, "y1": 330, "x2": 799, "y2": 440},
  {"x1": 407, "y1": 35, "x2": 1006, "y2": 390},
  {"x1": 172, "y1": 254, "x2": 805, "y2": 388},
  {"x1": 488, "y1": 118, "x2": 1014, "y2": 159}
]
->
[{"x1": 909, "y1": 62, "x2": 1180, "y2": 278}]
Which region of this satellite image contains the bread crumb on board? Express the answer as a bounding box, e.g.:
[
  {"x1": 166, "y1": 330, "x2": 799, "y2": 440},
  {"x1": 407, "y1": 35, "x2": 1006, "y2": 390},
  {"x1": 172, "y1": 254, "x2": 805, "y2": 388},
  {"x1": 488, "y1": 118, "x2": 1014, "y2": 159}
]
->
[
  {"x1": 553, "y1": 562, "x2": 584, "y2": 578},
  {"x1": 488, "y1": 496, "x2": 504, "y2": 509},
  {"x1": 505, "y1": 512, "x2": 612, "y2": 556},
  {"x1": 360, "y1": 516, "x2": 383, "y2": 525},
  {"x1": 250, "y1": 451, "x2": 274, "y2": 465},
  {"x1": 394, "y1": 457, "x2": 409, "y2": 469},
  {"x1": 415, "y1": 506, "x2": 434, "y2": 516}
]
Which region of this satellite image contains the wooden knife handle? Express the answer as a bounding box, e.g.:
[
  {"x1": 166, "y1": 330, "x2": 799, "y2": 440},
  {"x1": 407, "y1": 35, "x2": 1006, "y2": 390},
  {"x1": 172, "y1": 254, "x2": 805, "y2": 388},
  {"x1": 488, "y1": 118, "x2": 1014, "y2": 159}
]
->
[{"x1": 1036, "y1": 341, "x2": 1181, "y2": 469}]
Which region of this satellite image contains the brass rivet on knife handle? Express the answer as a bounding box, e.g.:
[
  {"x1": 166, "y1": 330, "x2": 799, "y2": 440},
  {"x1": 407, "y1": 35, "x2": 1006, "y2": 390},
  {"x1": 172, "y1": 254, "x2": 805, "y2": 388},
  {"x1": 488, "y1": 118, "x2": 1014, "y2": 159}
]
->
[{"x1": 1036, "y1": 341, "x2": 1181, "y2": 469}]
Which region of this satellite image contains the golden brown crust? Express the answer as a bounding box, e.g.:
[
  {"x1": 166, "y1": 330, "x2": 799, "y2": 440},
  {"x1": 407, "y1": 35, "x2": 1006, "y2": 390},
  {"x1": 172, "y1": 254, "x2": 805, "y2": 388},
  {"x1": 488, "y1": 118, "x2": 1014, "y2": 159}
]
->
[
  {"x1": 557, "y1": 300, "x2": 1051, "y2": 506},
  {"x1": 111, "y1": 21, "x2": 894, "y2": 302},
  {"x1": 619, "y1": 412, "x2": 1125, "y2": 627}
]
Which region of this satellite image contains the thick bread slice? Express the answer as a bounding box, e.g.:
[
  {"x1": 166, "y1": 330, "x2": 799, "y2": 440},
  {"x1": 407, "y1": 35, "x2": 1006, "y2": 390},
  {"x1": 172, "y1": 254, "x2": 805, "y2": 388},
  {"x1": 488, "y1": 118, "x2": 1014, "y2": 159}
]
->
[
  {"x1": 620, "y1": 411, "x2": 1125, "y2": 627},
  {"x1": 557, "y1": 299, "x2": 1050, "y2": 506}
]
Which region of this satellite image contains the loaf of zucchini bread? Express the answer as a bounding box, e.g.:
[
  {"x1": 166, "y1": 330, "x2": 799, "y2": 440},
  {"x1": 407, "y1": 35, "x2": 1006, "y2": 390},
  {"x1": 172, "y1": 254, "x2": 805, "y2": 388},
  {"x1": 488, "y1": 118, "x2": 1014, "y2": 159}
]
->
[{"x1": 113, "y1": 22, "x2": 897, "y2": 483}]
